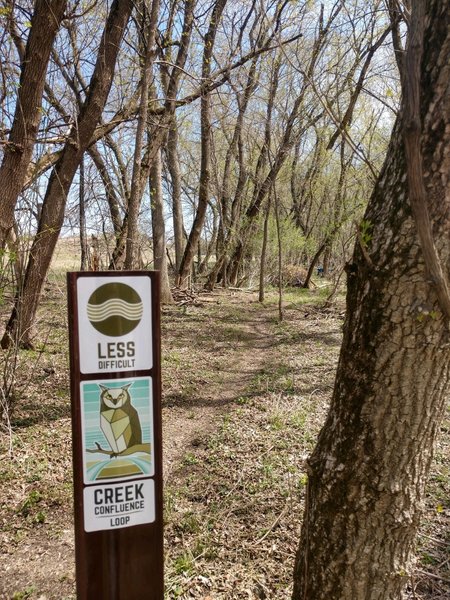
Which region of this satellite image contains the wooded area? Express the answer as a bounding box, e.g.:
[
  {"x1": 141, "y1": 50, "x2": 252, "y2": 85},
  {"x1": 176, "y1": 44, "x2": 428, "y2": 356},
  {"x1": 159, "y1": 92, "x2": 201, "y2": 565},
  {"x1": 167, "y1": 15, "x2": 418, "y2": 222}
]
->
[
  {"x1": 0, "y1": 0, "x2": 399, "y2": 344},
  {"x1": 0, "y1": 0, "x2": 449, "y2": 599}
]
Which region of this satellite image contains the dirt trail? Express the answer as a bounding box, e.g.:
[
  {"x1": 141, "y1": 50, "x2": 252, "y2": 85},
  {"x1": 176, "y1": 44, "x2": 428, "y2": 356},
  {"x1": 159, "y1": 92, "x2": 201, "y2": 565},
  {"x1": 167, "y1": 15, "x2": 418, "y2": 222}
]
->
[
  {"x1": 3, "y1": 289, "x2": 448, "y2": 599},
  {"x1": 0, "y1": 290, "x2": 281, "y2": 600},
  {"x1": 161, "y1": 291, "x2": 279, "y2": 480}
]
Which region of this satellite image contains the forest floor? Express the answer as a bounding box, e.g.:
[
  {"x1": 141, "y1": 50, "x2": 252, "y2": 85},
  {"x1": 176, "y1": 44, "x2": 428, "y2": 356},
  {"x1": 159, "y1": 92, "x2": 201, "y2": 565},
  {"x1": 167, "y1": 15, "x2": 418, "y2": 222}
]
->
[{"x1": 0, "y1": 270, "x2": 449, "y2": 600}]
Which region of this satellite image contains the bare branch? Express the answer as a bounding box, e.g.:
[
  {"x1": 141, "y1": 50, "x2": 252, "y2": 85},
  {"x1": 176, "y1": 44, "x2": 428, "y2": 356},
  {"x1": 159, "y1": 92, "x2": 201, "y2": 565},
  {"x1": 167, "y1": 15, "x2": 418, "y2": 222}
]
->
[{"x1": 401, "y1": 0, "x2": 450, "y2": 321}]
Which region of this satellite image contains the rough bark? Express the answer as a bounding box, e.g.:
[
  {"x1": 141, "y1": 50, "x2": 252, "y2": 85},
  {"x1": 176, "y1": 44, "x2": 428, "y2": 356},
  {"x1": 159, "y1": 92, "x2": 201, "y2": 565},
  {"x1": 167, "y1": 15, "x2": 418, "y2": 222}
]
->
[
  {"x1": 401, "y1": 0, "x2": 450, "y2": 320},
  {"x1": 0, "y1": 0, "x2": 67, "y2": 248},
  {"x1": 1, "y1": 0, "x2": 134, "y2": 348},
  {"x1": 292, "y1": 1, "x2": 450, "y2": 598}
]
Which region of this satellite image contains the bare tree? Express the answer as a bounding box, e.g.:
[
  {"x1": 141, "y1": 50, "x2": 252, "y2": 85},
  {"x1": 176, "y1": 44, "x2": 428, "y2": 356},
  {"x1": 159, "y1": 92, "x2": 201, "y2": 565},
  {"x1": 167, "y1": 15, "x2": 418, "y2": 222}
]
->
[
  {"x1": 1, "y1": 0, "x2": 134, "y2": 349},
  {"x1": 0, "y1": 0, "x2": 67, "y2": 248},
  {"x1": 176, "y1": 0, "x2": 228, "y2": 287},
  {"x1": 226, "y1": 2, "x2": 345, "y2": 285},
  {"x1": 292, "y1": 1, "x2": 450, "y2": 597},
  {"x1": 125, "y1": 0, "x2": 160, "y2": 270}
]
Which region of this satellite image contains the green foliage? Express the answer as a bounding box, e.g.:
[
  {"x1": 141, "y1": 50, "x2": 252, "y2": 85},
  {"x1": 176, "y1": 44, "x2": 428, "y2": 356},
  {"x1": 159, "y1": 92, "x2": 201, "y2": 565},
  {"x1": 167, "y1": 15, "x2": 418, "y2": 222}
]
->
[
  {"x1": 421, "y1": 551, "x2": 438, "y2": 566},
  {"x1": 12, "y1": 587, "x2": 36, "y2": 600},
  {"x1": 178, "y1": 512, "x2": 201, "y2": 534},
  {"x1": 253, "y1": 213, "x2": 309, "y2": 268},
  {"x1": 183, "y1": 452, "x2": 199, "y2": 466},
  {"x1": 34, "y1": 510, "x2": 46, "y2": 524},
  {"x1": 359, "y1": 219, "x2": 373, "y2": 247},
  {"x1": 173, "y1": 551, "x2": 195, "y2": 575},
  {"x1": 19, "y1": 489, "x2": 42, "y2": 516},
  {"x1": 298, "y1": 473, "x2": 308, "y2": 488},
  {"x1": 268, "y1": 413, "x2": 285, "y2": 431}
]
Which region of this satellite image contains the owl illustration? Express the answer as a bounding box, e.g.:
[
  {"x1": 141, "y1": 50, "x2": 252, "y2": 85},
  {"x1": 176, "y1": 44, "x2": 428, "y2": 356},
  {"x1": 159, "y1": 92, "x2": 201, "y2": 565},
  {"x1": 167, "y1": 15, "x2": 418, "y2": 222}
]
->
[{"x1": 98, "y1": 383, "x2": 142, "y2": 456}]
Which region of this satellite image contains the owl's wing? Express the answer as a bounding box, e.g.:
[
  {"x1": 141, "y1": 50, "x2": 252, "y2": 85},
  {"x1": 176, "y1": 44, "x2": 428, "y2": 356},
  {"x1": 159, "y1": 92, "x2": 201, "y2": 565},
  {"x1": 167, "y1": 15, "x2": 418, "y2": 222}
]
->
[
  {"x1": 128, "y1": 405, "x2": 142, "y2": 446},
  {"x1": 101, "y1": 413, "x2": 119, "y2": 453}
]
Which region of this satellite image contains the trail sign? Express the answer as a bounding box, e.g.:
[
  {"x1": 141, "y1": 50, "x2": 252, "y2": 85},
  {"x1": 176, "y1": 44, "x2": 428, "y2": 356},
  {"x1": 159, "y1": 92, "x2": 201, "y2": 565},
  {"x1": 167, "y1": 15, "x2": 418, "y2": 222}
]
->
[
  {"x1": 83, "y1": 479, "x2": 155, "y2": 532},
  {"x1": 68, "y1": 271, "x2": 163, "y2": 600},
  {"x1": 77, "y1": 276, "x2": 153, "y2": 373}
]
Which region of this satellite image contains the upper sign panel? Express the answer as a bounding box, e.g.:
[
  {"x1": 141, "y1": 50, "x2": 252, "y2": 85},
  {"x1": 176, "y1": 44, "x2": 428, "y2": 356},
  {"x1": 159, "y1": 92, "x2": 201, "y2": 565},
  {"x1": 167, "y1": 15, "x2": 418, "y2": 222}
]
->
[{"x1": 77, "y1": 275, "x2": 152, "y2": 374}]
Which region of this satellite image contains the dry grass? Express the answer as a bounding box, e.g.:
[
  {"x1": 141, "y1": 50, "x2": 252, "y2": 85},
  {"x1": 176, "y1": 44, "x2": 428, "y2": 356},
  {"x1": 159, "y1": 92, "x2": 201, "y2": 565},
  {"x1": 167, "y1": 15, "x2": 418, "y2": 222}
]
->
[{"x1": 0, "y1": 275, "x2": 448, "y2": 600}]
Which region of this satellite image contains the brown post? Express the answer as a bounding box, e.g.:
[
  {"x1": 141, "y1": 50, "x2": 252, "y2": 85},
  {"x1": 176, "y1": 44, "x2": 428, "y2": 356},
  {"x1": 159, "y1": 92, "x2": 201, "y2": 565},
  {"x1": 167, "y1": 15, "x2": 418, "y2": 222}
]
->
[{"x1": 67, "y1": 271, "x2": 163, "y2": 599}]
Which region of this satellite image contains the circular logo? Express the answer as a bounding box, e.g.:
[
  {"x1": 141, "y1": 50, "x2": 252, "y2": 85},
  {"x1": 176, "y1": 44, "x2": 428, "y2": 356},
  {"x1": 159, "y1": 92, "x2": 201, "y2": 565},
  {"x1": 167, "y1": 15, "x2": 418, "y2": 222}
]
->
[{"x1": 87, "y1": 283, "x2": 143, "y2": 336}]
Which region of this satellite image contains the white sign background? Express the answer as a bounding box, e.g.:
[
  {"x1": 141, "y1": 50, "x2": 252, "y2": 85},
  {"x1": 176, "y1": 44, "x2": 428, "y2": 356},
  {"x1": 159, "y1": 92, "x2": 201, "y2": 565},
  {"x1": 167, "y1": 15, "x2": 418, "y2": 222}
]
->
[
  {"x1": 77, "y1": 275, "x2": 153, "y2": 374},
  {"x1": 84, "y1": 479, "x2": 155, "y2": 532}
]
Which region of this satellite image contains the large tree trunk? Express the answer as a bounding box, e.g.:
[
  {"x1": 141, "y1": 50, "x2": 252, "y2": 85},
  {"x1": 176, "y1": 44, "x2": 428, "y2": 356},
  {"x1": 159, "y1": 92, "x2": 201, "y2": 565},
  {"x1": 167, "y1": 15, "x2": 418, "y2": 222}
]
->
[
  {"x1": 0, "y1": 0, "x2": 67, "y2": 248},
  {"x1": 292, "y1": 1, "x2": 450, "y2": 598},
  {"x1": 1, "y1": 0, "x2": 134, "y2": 349}
]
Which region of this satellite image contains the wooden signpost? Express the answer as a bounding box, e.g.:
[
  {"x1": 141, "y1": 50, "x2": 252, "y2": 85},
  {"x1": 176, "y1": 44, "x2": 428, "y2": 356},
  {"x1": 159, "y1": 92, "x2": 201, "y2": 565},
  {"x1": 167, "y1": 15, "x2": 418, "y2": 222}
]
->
[{"x1": 67, "y1": 271, "x2": 163, "y2": 599}]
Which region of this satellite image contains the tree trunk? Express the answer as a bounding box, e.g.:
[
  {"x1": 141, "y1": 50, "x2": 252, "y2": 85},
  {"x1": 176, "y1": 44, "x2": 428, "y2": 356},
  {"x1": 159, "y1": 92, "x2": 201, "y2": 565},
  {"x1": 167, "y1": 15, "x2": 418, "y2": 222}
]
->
[
  {"x1": 79, "y1": 158, "x2": 89, "y2": 271},
  {"x1": 322, "y1": 244, "x2": 331, "y2": 276},
  {"x1": 1, "y1": 0, "x2": 134, "y2": 349},
  {"x1": 292, "y1": 1, "x2": 450, "y2": 598},
  {"x1": 88, "y1": 143, "x2": 124, "y2": 238},
  {"x1": 150, "y1": 149, "x2": 173, "y2": 304},
  {"x1": 0, "y1": 0, "x2": 67, "y2": 248},
  {"x1": 274, "y1": 186, "x2": 283, "y2": 322},
  {"x1": 302, "y1": 243, "x2": 325, "y2": 289},
  {"x1": 166, "y1": 118, "x2": 185, "y2": 271},
  {"x1": 176, "y1": 0, "x2": 228, "y2": 287},
  {"x1": 303, "y1": 141, "x2": 349, "y2": 288},
  {"x1": 125, "y1": 0, "x2": 160, "y2": 270},
  {"x1": 258, "y1": 196, "x2": 271, "y2": 303}
]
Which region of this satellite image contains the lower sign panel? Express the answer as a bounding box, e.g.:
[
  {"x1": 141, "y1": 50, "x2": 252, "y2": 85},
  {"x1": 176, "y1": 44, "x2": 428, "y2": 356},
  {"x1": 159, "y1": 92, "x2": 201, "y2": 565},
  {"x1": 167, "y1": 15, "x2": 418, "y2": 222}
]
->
[{"x1": 84, "y1": 479, "x2": 155, "y2": 532}]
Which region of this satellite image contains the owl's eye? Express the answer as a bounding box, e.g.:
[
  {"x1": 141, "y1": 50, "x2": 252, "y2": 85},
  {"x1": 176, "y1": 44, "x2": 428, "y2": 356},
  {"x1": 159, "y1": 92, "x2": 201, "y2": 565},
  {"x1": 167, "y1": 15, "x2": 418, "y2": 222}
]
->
[
  {"x1": 106, "y1": 393, "x2": 112, "y2": 401},
  {"x1": 118, "y1": 393, "x2": 124, "y2": 400}
]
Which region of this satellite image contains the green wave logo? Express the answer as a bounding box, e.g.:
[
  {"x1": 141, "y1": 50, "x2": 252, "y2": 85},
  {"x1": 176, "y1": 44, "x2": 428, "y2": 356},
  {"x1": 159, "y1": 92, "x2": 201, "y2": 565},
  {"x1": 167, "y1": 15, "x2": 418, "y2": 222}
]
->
[{"x1": 87, "y1": 283, "x2": 143, "y2": 336}]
